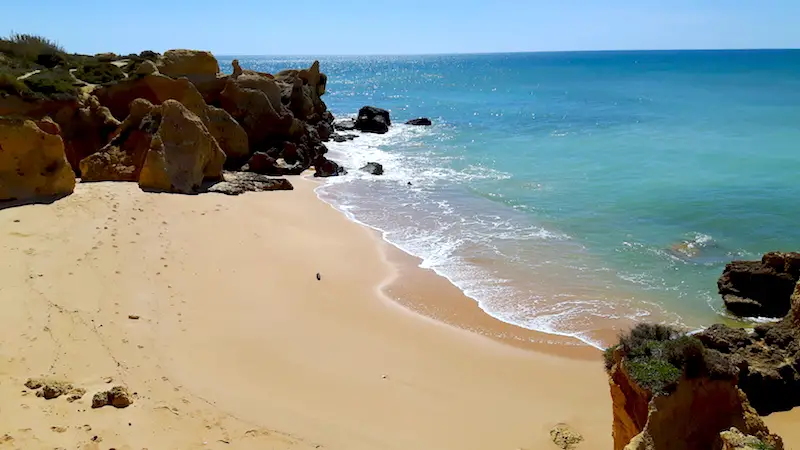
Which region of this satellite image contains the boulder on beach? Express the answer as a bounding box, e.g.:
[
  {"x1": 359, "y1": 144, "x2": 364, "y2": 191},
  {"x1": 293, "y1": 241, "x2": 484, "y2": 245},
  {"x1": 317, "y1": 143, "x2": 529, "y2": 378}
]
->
[
  {"x1": 205, "y1": 171, "x2": 294, "y2": 195},
  {"x1": 80, "y1": 99, "x2": 157, "y2": 181},
  {"x1": 0, "y1": 116, "x2": 76, "y2": 201},
  {"x1": 406, "y1": 117, "x2": 432, "y2": 126},
  {"x1": 359, "y1": 162, "x2": 384, "y2": 175},
  {"x1": 718, "y1": 252, "x2": 800, "y2": 318},
  {"x1": 355, "y1": 106, "x2": 390, "y2": 134},
  {"x1": 313, "y1": 157, "x2": 346, "y2": 177},
  {"x1": 138, "y1": 100, "x2": 225, "y2": 193},
  {"x1": 242, "y1": 152, "x2": 305, "y2": 176}
]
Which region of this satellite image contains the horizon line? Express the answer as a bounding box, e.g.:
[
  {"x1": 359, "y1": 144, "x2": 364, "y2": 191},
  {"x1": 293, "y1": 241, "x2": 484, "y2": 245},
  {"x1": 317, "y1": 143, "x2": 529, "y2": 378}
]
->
[{"x1": 213, "y1": 47, "x2": 800, "y2": 58}]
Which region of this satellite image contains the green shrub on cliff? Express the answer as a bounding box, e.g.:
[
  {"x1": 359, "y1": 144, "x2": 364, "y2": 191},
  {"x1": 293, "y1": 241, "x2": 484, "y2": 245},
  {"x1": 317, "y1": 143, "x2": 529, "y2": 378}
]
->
[
  {"x1": 0, "y1": 72, "x2": 30, "y2": 97},
  {"x1": 74, "y1": 62, "x2": 125, "y2": 84},
  {"x1": 22, "y1": 69, "x2": 77, "y2": 98},
  {"x1": 604, "y1": 323, "x2": 735, "y2": 395}
]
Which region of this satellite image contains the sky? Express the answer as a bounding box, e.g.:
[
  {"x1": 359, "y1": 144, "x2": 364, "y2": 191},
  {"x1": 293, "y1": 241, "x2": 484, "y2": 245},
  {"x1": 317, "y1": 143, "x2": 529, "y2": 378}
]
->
[{"x1": 1, "y1": 1, "x2": 799, "y2": 55}]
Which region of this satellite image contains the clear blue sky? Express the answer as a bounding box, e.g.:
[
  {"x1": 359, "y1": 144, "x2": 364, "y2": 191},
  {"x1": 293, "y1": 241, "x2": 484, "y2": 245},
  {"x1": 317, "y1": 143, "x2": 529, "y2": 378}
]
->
[{"x1": 2, "y1": 0, "x2": 798, "y2": 55}]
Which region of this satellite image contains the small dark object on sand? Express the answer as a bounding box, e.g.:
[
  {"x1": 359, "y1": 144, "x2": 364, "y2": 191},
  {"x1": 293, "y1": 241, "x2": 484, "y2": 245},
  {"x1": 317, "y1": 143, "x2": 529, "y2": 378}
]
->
[{"x1": 316, "y1": 273, "x2": 321, "y2": 281}]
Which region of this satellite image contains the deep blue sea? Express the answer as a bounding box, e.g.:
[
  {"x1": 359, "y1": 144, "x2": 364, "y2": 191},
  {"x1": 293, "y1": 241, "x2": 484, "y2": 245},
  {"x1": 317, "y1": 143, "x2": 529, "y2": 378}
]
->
[{"x1": 220, "y1": 50, "x2": 800, "y2": 347}]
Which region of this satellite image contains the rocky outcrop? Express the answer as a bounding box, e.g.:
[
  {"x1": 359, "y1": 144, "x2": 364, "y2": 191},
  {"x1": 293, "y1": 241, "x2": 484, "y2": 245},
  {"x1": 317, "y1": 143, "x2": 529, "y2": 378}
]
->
[
  {"x1": 205, "y1": 171, "x2": 293, "y2": 195},
  {"x1": 138, "y1": 100, "x2": 224, "y2": 193},
  {"x1": 242, "y1": 152, "x2": 304, "y2": 176},
  {"x1": 360, "y1": 162, "x2": 384, "y2": 175},
  {"x1": 720, "y1": 428, "x2": 779, "y2": 450},
  {"x1": 219, "y1": 73, "x2": 296, "y2": 150},
  {"x1": 406, "y1": 117, "x2": 431, "y2": 126},
  {"x1": 355, "y1": 106, "x2": 390, "y2": 134},
  {"x1": 696, "y1": 320, "x2": 800, "y2": 416},
  {"x1": 606, "y1": 324, "x2": 783, "y2": 450},
  {"x1": 156, "y1": 49, "x2": 219, "y2": 84},
  {"x1": 135, "y1": 60, "x2": 159, "y2": 76},
  {"x1": 718, "y1": 252, "x2": 800, "y2": 318},
  {"x1": 206, "y1": 106, "x2": 249, "y2": 163},
  {"x1": 0, "y1": 93, "x2": 119, "y2": 175},
  {"x1": 79, "y1": 99, "x2": 156, "y2": 181},
  {"x1": 314, "y1": 157, "x2": 346, "y2": 177},
  {"x1": 94, "y1": 73, "x2": 208, "y2": 122},
  {"x1": 94, "y1": 74, "x2": 250, "y2": 164},
  {"x1": 58, "y1": 95, "x2": 121, "y2": 174},
  {"x1": 0, "y1": 116, "x2": 75, "y2": 200}
]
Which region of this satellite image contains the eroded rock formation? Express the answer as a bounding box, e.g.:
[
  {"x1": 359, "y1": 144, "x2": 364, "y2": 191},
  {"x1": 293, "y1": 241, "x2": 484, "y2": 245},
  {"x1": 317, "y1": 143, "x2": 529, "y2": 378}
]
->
[
  {"x1": 0, "y1": 116, "x2": 75, "y2": 200},
  {"x1": 718, "y1": 252, "x2": 800, "y2": 318},
  {"x1": 606, "y1": 324, "x2": 783, "y2": 450}
]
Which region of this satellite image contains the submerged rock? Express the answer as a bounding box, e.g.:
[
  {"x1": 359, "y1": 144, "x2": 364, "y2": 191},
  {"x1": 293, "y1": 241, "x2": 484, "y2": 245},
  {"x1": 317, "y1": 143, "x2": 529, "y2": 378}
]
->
[
  {"x1": 405, "y1": 117, "x2": 432, "y2": 126},
  {"x1": 354, "y1": 106, "x2": 390, "y2": 134},
  {"x1": 359, "y1": 162, "x2": 384, "y2": 175}
]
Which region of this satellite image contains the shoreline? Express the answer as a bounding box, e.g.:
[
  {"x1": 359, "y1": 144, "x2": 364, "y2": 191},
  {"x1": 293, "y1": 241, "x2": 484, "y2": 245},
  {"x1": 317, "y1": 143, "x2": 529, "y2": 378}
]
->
[{"x1": 313, "y1": 180, "x2": 605, "y2": 359}]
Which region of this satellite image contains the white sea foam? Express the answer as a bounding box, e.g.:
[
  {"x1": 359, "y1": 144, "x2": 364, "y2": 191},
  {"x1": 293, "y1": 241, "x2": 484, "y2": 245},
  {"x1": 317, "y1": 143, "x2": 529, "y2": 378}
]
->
[{"x1": 315, "y1": 123, "x2": 678, "y2": 349}]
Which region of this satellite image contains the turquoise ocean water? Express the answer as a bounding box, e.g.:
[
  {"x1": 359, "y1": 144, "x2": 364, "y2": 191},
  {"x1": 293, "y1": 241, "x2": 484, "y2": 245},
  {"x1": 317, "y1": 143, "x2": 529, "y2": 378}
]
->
[{"x1": 220, "y1": 51, "x2": 800, "y2": 347}]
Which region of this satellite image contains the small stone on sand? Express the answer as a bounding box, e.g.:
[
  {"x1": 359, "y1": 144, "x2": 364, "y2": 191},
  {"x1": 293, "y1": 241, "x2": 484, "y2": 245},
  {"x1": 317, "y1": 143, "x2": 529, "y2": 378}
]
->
[{"x1": 128, "y1": 315, "x2": 140, "y2": 320}]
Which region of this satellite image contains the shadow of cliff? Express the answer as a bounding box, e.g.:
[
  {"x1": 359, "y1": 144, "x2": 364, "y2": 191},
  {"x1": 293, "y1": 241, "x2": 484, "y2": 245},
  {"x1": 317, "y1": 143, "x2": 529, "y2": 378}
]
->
[{"x1": 0, "y1": 193, "x2": 70, "y2": 211}]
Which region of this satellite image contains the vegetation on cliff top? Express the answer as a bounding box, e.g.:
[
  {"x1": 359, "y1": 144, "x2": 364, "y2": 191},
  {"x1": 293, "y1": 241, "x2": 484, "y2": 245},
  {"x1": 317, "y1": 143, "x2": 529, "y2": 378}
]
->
[
  {"x1": 604, "y1": 323, "x2": 736, "y2": 395},
  {"x1": 74, "y1": 62, "x2": 125, "y2": 85}
]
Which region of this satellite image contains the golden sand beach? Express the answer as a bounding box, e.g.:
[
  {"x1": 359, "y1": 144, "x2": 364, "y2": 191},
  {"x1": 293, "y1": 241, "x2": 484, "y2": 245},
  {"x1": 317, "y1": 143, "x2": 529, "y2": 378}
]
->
[{"x1": 1, "y1": 176, "x2": 798, "y2": 449}]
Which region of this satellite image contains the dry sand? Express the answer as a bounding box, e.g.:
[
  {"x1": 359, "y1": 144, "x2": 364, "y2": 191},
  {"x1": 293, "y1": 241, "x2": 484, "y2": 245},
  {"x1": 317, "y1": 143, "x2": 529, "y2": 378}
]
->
[{"x1": 0, "y1": 176, "x2": 796, "y2": 449}]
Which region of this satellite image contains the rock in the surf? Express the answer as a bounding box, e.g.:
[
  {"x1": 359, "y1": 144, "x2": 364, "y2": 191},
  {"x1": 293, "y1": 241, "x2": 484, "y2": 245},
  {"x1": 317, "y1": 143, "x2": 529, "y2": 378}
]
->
[
  {"x1": 334, "y1": 119, "x2": 356, "y2": 131},
  {"x1": 354, "y1": 106, "x2": 390, "y2": 134},
  {"x1": 718, "y1": 252, "x2": 800, "y2": 318},
  {"x1": 406, "y1": 117, "x2": 432, "y2": 126},
  {"x1": 359, "y1": 162, "x2": 384, "y2": 175},
  {"x1": 313, "y1": 157, "x2": 346, "y2": 177}
]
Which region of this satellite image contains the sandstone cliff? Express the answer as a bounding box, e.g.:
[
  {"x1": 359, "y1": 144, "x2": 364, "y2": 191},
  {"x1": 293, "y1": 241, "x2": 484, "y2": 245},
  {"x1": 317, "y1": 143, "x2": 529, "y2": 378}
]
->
[{"x1": 606, "y1": 324, "x2": 783, "y2": 450}]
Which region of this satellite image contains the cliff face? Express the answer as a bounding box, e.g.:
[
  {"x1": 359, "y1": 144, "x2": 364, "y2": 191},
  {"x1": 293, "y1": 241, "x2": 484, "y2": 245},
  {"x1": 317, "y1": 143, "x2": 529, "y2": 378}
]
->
[
  {"x1": 609, "y1": 348, "x2": 650, "y2": 450},
  {"x1": 607, "y1": 328, "x2": 784, "y2": 450}
]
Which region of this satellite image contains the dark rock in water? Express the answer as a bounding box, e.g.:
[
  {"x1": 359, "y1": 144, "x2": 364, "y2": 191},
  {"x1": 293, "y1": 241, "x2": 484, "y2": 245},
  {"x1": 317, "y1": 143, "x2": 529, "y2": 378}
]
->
[
  {"x1": 334, "y1": 119, "x2": 356, "y2": 131},
  {"x1": 718, "y1": 252, "x2": 800, "y2": 318},
  {"x1": 331, "y1": 133, "x2": 358, "y2": 143},
  {"x1": 354, "y1": 106, "x2": 390, "y2": 134},
  {"x1": 204, "y1": 171, "x2": 293, "y2": 195},
  {"x1": 242, "y1": 152, "x2": 305, "y2": 176},
  {"x1": 359, "y1": 162, "x2": 384, "y2": 176},
  {"x1": 405, "y1": 117, "x2": 432, "y2": 126},
  {"x1": 313, "y1": 157, "x2": 346, "y2": 177}
]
